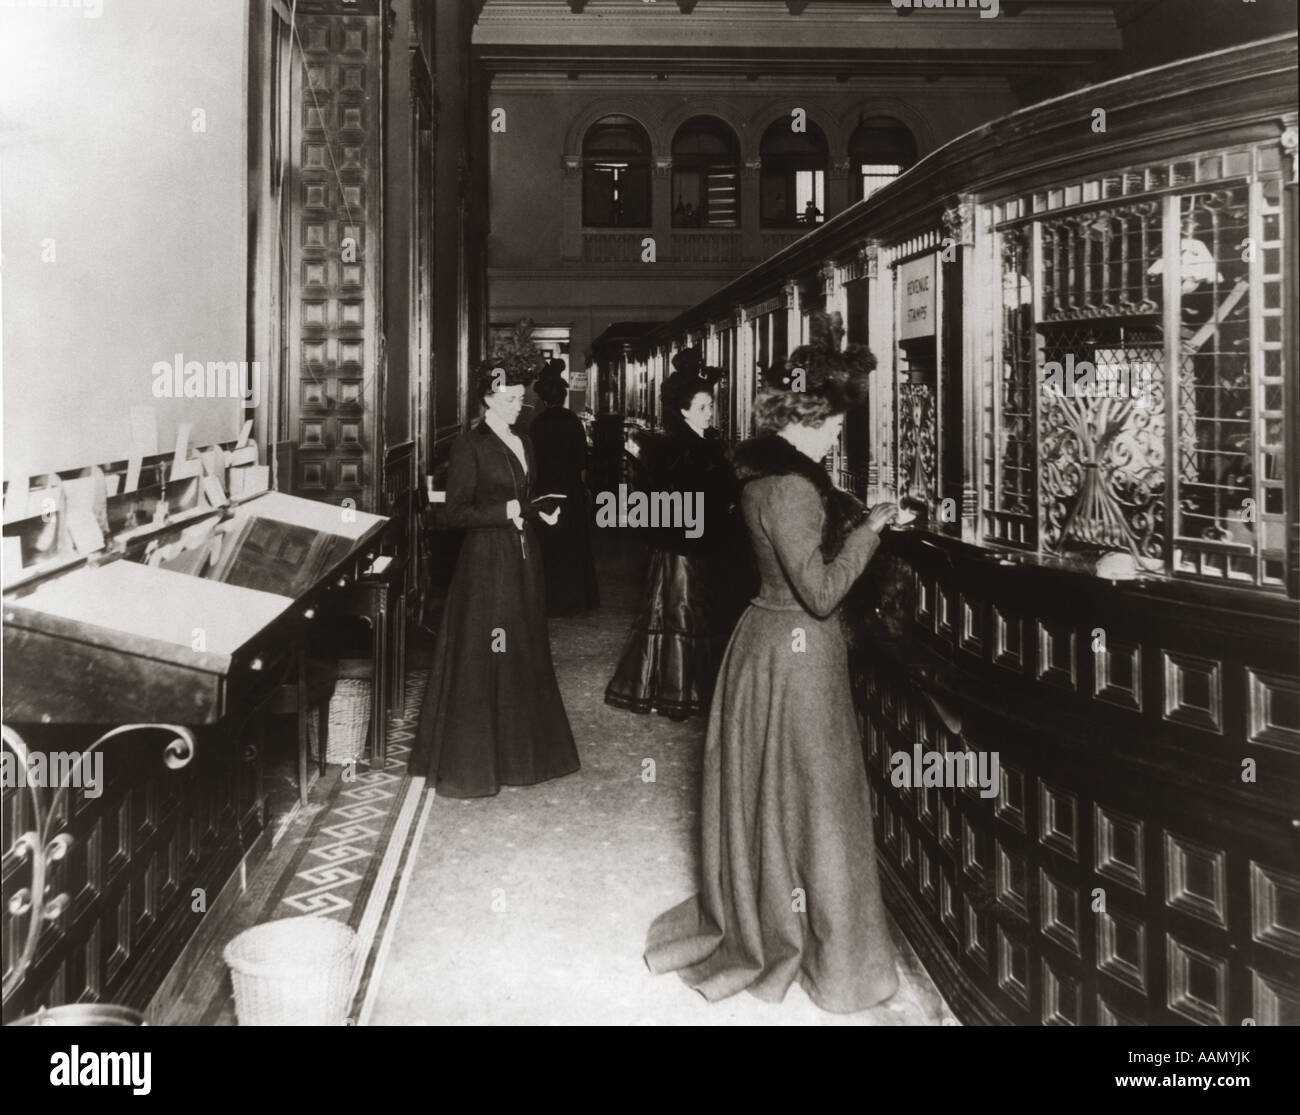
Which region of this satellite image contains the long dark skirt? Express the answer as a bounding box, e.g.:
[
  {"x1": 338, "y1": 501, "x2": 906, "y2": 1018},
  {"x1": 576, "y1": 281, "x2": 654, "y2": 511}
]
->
[
  {"x1": 416, "y1": 523, "x2": 580, "y2": 798},
  {"x1": 643, "y1": 601, "x2": 898, "y2": 1012},
  {"x1": 604, "y1": 549, "x2": 715, "y2": 718},
  {"x1": 538, "y1": 489, "x2": 600, "y2": 617}
]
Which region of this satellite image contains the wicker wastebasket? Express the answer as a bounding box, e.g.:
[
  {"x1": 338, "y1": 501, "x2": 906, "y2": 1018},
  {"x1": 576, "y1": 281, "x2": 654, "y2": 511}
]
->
[
  {"x1": 10, "y1": 1003, "x2": 146, "y2": 1025},
  {"x1": 308, "y1": 676, "x2": 372, "y2": 764},
  {"x1": 222, "y1": 916, "x2": 358, "y2": 1026}
]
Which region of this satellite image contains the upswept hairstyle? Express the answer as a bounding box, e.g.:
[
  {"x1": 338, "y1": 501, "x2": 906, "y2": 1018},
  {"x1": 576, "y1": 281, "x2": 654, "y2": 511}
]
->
[
  {"x1": 473, "y1": 360, "x2": 538, "y2": 406},
  {"x1": 476, "y1": 318, "x2": 544, "y2": 404},
  {"x1": 753, "y1": 311, "x2": 875, "y2": 434},
  {"x1": 535, "y1": 359, "x2": 569, "y2": 406},
  {"x1": 662, "y1": 347, "x2": 721, "y2": 433}
]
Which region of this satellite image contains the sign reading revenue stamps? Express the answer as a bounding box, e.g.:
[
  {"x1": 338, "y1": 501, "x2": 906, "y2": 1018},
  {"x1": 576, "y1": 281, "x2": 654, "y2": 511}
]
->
[{"x1": 897, "y1": 256, "x2": 937, "y2": 342}]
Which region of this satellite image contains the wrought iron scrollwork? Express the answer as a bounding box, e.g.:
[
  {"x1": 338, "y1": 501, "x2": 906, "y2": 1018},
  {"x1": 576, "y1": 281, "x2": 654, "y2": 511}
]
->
[
  {"x1": 0, "y1": 722, "x2": 197, "y2": 1003},
  {"x1": 1039, "y1": 329, "x2": 1167, "y2": 559},
  {"x1": 898, "y1": 382, "x2": 937, "y2": 504}
]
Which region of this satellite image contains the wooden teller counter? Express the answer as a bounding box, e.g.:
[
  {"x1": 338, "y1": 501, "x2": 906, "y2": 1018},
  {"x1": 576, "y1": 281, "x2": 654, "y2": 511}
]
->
[
  {"x1": 1, "y1": 448, "x2": 391, "y2": 1022},
  {"x1": 625, "y1": 35, "x2": 1300, "y2": 1025}
]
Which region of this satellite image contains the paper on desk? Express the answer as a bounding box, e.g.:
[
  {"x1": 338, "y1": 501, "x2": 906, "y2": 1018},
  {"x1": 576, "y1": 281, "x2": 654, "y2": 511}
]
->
[
  {"x1": 200, "y1": 447, "x2": 227, "y2": 506},
  {"x1": 170, "y1": 457, "x2": 202, "y2": 483},
  {"x1": 237, "y1": 419, "x2": 253, "y2": 448},
  {"x1": 2, "y1": 535, "x2": 24, "y2": 577},
  {"x1": 199, "y1": 446, "x2": 224, "y2": 479},
  {"x1": 67, "y1": 509, "x2": 106, "y2": 554},
  {"x1": 124, "y1": 453, "x2": 143, "y2": 494},
  {"x1": 65, "y1": 470, "x2": 109, "y2": 533},
  {"x1": 180, "y1": 518, "x2": 218, "y2": 550},
  {"x1": 64, "y1": 476, "x2": 95, "y2": 512},
  {"x1": 172, "y1": 423, "x2": 193, "y2": 473},
  {"x1": 202, "y1": 475, "x2": 228, "y2": 509},
  {"x1": 243, "y1": 465, "x2": 270, "y2": 495},
  {"x1": 226, "y1": 444, "x2": 259, "y2": 469},
  {"x1": 25, "y1": 484, "x2": 62, "y2": 522},
  {"x1": 65, "y1": 473, "x2": 109, "y2": 540},
  {"x1": 3, "y1": 466, "x2": 30, "y2": 524},
  {"x1": 90, "y1": 466, "x2": 110, "y2": 528}
]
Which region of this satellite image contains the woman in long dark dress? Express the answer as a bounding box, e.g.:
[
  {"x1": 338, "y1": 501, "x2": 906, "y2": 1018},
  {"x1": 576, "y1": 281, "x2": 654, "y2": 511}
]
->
[
  {"x1": 416, "y1": 364, "x2": 580, "y2": 799},
  {"x1": 529, "y1": 360, "x2": 599, "y2": 616},
  {"x1": 603, "y1": 350, "x2": 744, "y2": 720},
  {"x1": 644, "y1": 316, "x2": 901, "y2": 1012}
]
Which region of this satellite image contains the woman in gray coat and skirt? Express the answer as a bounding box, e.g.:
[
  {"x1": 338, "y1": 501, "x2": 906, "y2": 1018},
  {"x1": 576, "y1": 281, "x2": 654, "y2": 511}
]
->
[{"x1": 644, "y1": 314, "x2": 901, "y2": 1013}]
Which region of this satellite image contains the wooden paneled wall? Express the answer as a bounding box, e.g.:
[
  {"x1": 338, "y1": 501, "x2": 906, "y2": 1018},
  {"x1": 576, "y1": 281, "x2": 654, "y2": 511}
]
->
[{"x1": 856, "y1": 530, "x2": 1300, "y2": 1025}]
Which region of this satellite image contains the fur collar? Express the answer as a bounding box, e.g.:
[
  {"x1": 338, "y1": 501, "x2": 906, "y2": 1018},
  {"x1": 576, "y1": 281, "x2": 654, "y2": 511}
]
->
[
  {"x1": 734, "y1": 435, "x2": 865, "y2": 559},
  {"x1": 734, "y1": 434, "x2": 834, "y2": 493}
]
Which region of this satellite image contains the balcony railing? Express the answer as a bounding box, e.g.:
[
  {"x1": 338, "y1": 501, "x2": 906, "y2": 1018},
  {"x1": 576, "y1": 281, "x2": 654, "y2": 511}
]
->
[
  {"x1": 669, "y1": 229, "x2": 741, "y2": 264},
  {"x1": 760, "y1": 230, "x2": 805, "y2": 257},
  {"x1": 581, "y1": 231, "x2": 649, "y2": 264}
]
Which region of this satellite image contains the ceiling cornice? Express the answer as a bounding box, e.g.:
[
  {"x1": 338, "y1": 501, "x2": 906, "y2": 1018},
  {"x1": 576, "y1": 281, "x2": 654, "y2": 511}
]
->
[
  {"x1": 486, "y1": 71, "x2": 1019, "y2": 92},
  {"x1": 473, "y1": 0, "x2": 1129, "y2": 76}
]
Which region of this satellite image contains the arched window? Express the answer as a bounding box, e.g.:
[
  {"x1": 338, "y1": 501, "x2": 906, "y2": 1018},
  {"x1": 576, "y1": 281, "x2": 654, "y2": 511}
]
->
[
  {"x1": 760, "y1": 119, "x2": 827, "y2": 229},
  {"x1": 583, "y1": 115, "x2": 652, "y2": 228},
  {"x1": 671, "y1": 116, "x2": 740, "y2": 228},
  {"x1": 849, "y1": 116, "x2": 916, "y2": 202}
]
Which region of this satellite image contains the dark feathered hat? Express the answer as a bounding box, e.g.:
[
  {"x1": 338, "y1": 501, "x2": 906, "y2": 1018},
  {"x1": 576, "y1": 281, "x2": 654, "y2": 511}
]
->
[
  {"x1": 764, "y1": 311, "x2": 875, "y2": 411},
  {"x1": 663, "y1": 346, "x2": 722, "y2": 412},
  {"x1": 484, "y1": 318, "x2": 546, "y2": 385}
]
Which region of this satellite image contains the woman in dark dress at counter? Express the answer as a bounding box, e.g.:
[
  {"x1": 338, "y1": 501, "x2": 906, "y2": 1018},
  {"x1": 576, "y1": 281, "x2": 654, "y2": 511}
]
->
[
  {"x1": 529, "y1": 360, "x2": 599, "y2": 617},
  {"x1": 644, "y1": 314, "x2": 901, "y2": 1013},
  {"x1": 415, "y1": 363, "x2": 580, "y2": 799},
  {"x1": 603, "y1": 350, "x2": 746, "y2": 721}
]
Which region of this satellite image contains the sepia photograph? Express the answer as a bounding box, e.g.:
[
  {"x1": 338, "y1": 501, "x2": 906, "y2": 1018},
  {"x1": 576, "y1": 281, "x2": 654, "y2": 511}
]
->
[{"x1": 1, "y1": 0, "x2": 1297, "y2": 1086}]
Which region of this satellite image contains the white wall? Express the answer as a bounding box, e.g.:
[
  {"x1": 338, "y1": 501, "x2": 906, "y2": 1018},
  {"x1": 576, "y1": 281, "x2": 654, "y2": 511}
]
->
[{"x1": 1, "y1": 0, "x2": 249, "y2": 478}]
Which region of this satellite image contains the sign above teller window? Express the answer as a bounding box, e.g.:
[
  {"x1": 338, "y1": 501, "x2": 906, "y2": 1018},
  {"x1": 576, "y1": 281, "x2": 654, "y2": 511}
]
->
[{"x1": 897, "y1": 255, "x2": 937, "y2": 341}]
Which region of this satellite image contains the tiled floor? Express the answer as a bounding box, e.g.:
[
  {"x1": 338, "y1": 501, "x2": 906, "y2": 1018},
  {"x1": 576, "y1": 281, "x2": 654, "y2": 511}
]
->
[
  {"x1": 155, "y1": 667, "x2": 430, "y2": 1026},
  {"x1": 365, "y1": 539, "x2": 951, "y2": 1026},
  {"x1": 164, "y1": 536, "x2": 950, "y2": 1025}
]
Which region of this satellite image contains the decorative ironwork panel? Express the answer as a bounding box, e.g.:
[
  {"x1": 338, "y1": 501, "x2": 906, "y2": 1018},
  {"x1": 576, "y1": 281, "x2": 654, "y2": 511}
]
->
[
  {"x1": 898, "y1": 382, "x2": 937, "y2": 503},
  {"x1": 990, "y1": 225, "x2": 1036, "y2": 546},
  {"x1": 1171, "y1": 185, "x2": 1260, "y2": 581},
  {"x1": 1040, "y1": 202, "x2": 1162, "y2": 322},
  {"x1": 998, "y1": 167, "x2": 1286, "y2": 589},
  {"x1": 1039, "y1": 324, "x2": 1166, "y2": 559}
]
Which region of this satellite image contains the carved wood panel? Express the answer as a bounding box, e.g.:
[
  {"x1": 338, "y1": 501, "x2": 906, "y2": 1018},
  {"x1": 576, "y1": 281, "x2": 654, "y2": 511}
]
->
[
  {"x1": 857, "y1": 532, "x2": 1300, "y2": 1026},
  {"x1": 288, "y1": 9, "x2": 382, "y2": 512}
]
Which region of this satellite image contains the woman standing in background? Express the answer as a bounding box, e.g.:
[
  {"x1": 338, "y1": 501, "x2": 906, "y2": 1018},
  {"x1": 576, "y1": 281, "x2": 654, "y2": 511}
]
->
[
  {"x1": 416, "y1": 359, "x2": 579, "y2": 799},
  {"x1": 530, "y1": 359, "x2": 600, "y2": 617},
  {"x1": 604, "y1": 349, "x2": 746, "y2": 721}
]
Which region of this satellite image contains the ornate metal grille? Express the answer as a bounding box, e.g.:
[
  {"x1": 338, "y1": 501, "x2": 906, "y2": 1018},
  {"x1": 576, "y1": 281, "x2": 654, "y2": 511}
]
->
[
  {"x1": 987, "y1": 225, "x2": 1036, "y2": 547},
  {"x1": 989, "y1": 154, "x2": 1286, "y2": 588},
  {"x1": 1040, "y1": 200, "x2": 1162, "y2": 323},
  {"x1": 1034, "y1": 198, "x2": 1170, "y2": 562},
  {"x1": 1039, "y1": 325, "x2": 1167, "y2": 560},
  {"x1": 898, "y1": 382, "x2": 937, "y2": 504},
  {"x1": 1170, "y1": 185, "x2": 1263, "y2": 583}
]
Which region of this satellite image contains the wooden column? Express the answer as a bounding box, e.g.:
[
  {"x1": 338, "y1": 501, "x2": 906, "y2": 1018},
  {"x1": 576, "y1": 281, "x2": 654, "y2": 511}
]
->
[{"x1": 287, "y1": 0, "x2": 384, "y2": 510}]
